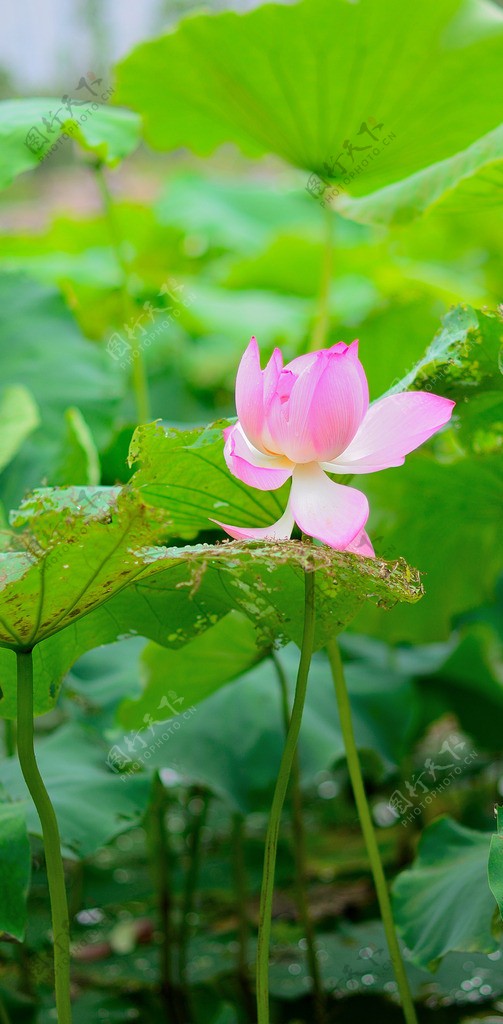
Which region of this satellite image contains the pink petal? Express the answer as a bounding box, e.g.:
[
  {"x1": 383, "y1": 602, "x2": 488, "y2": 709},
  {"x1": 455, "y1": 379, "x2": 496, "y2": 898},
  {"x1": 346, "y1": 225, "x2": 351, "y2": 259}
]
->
[
  {"x1": 345, "y1": 528, "x2": 375, "y2": 558},
  {"x1": 223, "y1": 423, "x2": 293, "y2": 491},
  {"x1": 235, "y1": 336, "x2": 266, "y2": 450},
  {"x1": 324, "y1": 392, "x2": 455, "y2": 474},
  {"x1": 266, "y1": 345, "x2": 368, "y2": 463},
  {"x1": 286, "y1": 340, "x2": 352, "y2": 375},
  {"x1": 290, "y1": 463, "x2": 369, "y2": 549},
  {"x1": 211, "y1": 504, "x2": 295, "y2": 541},
  {"x1": 263, "y1": 347, "x2": 283, "y2": 408}
]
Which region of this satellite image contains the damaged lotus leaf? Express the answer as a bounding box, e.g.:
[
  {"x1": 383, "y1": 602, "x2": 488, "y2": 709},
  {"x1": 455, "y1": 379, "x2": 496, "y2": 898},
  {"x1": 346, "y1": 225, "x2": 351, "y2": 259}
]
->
[
  {"x1": 387, "y1": 305, "x2": 503, "y2": 400},
  {"x1": 0, "y1": 486, "x2": 168, "y2": 652},
  {"x1": 0, "y1": 485, "x2": 240, "y2": 717},
  {"x1": 129, "y1": 420, "x2": 288, "y2": 540},
  {"x1": 0, "y1": 482, "x2": 422, "y2": 718},
  {"x1": 130, "y1": 539, "x2": 423, "y2": 653}
]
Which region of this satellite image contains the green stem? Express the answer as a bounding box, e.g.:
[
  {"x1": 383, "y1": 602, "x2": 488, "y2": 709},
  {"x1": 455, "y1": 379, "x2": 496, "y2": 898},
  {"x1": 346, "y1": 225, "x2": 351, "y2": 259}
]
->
[
  {"x1": 256, "y1": 570, "x2": 316, "y2": 1024},
  {"x1": 272, "y1": 653, "x2": 325, "y2": 1024},
  {"x1": 232, "y1": 814, "x2": 250, "y2": 980},
  {"x1": 148, "y1": 774, "x2": 177, "y2": 1014},
  {"x1": 178, "y1": 789, "x2": 210, "y2": 987},
  {"x1": 231, "y1": 814, "x2": 255, "y2": 1022},
  {"x1": 310, "y1": 206, "x2": 333, "y2": 351},
  {"x1": 16, "y1": 651, "x2": 72, "y2": 1024},
  {"x1": 94, "y1": 162, "x2": 151, "y2": 424},
  {"x1": 326, "y1": 639, "x2": 418, "y2": 1024},
  {"x1": 3, "y1": 719, "x2": 16, "y2": 757},
  {"x1": 0, "y1": 995, "x2": 12, "y2": 1024}
]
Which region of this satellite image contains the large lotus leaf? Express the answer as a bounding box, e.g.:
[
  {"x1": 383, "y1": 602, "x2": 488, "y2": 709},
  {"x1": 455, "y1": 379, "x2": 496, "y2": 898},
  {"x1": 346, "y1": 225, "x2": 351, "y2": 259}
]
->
[
  {"x1": 0, "y1": 486, "x2": 167, "y2": 653},
  {"x1": 115, "y1": 0, "x2": 503, "y2": 198},
  {"x1": 0, "y1": 98, "x2": 141, "y2": 190},
  {"x1": 129, "y1": 423, "x2": 423, "y2": 646},
  {"x1": 337, "y1": 123, "x2": 503, "y2": 226},
  {"x1": 0, "y1": 481, "x2": 421, "y2": 717},
  {"x1": 0, "y1": 486, "x2": 232, "y2": 717},
  {"x1": 0, "y1": 800, "x2": 30, "y2": 940},
  {"x1": 106, "y1": 538, "x2": 423, "y2": 655},
  {"x1": 393, "y1": 818, "x2": 497, "y2": 970},
  {"x1": 0, "y1": 563, "x2": 231, "y2": 722},
  {"x1": 3, "y1": 535, "x2": 421, "y2": 718}
]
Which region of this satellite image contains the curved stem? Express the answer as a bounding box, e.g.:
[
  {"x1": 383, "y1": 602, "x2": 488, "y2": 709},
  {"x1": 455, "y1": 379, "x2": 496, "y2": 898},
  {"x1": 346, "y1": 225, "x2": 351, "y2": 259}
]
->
[
  {"x1": 310, "y1": 206, "x2": 333, "y2": 352},
  {"x1": 272, "y1": 653, "x2": 325, "y2": 1024},
  {"x1": 94, "y1": 162, "x2": 151, "y2": 424},
  {"x1": 326, "y1": 638, "x2": 418, "y2": 1024},
  {"x1": 256, "y1": 570, "x2": 316, "y2": 1024},
  {"x1": 16, "y1": 651, "x2": 72, "y2": 1024}
]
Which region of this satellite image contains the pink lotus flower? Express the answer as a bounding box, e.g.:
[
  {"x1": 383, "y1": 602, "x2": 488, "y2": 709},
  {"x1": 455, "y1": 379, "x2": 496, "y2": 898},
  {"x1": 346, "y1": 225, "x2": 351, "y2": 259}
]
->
[{"x1": 213, "y1": 338, "x2": 455, "y2": 556}]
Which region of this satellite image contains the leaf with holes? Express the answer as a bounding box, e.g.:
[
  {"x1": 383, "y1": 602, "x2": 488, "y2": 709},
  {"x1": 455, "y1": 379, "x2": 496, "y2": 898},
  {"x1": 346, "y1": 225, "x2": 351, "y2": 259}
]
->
[
  {"x1": 110, "y1": 538, "x2": 423, "y2": 656},
  {"x1": 0, "y1": 486, "x2": 165, "y2": 654},
  {"x1": 0, "y1": 486, "x2": 234, "y2": 717},
  {"x1": 0, "y1": 476, "x2": 422, "y2": 717}
]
